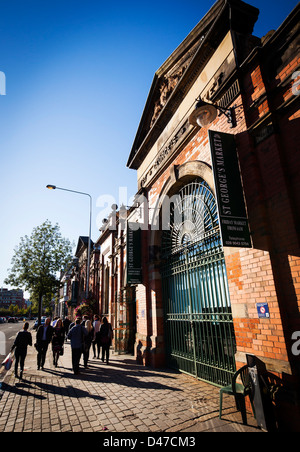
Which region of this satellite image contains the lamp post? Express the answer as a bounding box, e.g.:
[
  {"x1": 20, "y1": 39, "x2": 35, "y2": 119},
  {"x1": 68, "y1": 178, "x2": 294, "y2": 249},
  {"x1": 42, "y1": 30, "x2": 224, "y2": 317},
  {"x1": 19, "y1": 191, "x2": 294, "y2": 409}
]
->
[{"x1": 46, "y1": 184, "x2": 92, "y2": 299}]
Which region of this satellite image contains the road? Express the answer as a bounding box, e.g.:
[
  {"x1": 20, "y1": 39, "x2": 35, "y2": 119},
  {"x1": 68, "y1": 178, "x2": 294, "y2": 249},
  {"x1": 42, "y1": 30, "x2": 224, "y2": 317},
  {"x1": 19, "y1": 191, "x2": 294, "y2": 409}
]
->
[{"x1": 0, "y1": 321, "x2": 34, "y2": 380}]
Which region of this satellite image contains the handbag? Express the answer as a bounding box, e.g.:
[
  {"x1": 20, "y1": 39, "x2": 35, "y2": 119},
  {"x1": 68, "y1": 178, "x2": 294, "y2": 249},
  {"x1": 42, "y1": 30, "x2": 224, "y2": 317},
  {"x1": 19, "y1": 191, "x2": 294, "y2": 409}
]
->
[
  {"x1": 59, "y1": 347, "x2": 64, "y2": 356},
  {"x1": 1, "y1": 352, "x2": 13, "y2": 370}
]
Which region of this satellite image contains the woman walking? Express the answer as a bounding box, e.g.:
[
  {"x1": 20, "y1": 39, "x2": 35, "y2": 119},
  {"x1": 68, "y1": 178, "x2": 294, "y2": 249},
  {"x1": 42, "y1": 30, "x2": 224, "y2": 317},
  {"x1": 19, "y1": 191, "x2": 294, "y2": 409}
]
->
[
  {"x1": 99, "y1": 317, "x2": 113, "y2": 364},
  {"x1": 11, "y1": 322, "x2": 32, "y2": 379},
  {"x1": 51, "y1": 318, "x2": 64, "y2": 367}
]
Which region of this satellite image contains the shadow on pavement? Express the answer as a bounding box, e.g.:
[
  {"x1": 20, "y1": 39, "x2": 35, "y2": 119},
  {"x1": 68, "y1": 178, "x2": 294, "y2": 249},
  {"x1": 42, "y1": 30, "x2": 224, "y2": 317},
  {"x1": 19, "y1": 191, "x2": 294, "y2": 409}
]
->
[
  {"x1": 2, "y1": 378, "x2": 105, "y2": 401},
  {"x1": 43, "y1": 361, "x2": 183, "y2": 392}
]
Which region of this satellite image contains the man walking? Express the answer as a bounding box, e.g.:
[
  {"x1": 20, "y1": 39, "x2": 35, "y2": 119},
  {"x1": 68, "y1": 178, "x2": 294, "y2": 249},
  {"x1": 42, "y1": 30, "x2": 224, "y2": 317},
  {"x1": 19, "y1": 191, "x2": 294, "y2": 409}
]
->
[
  {"x1": 36, "y1": 317, "x2": 53, "y2": 370},
  {"x1": 11, "y1": 321, "x2": 32, "y2": 379},
  {"x1": 67, "y1": 318, "x2": 87, "y2": 375}
]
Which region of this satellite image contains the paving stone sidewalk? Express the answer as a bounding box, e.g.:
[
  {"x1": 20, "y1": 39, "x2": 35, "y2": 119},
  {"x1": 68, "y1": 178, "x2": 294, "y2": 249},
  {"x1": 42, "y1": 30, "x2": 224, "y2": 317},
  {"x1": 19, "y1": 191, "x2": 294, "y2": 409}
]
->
[{"x1": 0, "y1": 331, "x2": 261, "y2": 433}]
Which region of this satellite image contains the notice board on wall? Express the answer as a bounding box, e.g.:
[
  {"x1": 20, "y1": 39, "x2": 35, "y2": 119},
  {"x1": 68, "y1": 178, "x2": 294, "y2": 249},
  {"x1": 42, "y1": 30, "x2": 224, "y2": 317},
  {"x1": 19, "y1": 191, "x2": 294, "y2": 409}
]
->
[
  {"x1": 126, "y1": 223, "x2": 142, "y2": 284},
  {"x1": 209, "y1": 130, "x2": 252, "y2": 248}
]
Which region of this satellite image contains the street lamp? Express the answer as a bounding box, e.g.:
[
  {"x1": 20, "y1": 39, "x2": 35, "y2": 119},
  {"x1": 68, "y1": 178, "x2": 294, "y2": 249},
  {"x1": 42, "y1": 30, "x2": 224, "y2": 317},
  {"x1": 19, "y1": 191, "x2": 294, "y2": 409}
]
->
[
  {"x1": 188, "y1": 98, "x2": 237, "y2": 128},
  {"x1": 46, "y1": 184, "x2": 92, "y2": 299}
]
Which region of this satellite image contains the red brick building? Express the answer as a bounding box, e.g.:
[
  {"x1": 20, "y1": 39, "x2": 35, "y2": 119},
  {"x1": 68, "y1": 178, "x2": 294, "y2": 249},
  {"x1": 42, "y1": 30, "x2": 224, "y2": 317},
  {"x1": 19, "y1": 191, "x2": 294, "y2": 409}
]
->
[
  {"x1": 126, "y1": 0, "x2": 300, "y2": 431},
  {"x1": 95, "y1": 209, "x2": 137, "y2": 355}
]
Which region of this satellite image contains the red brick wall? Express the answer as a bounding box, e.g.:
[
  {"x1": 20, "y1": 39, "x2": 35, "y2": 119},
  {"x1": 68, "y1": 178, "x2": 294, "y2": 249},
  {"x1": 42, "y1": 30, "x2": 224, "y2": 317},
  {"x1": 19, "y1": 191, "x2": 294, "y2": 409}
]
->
[
  {"x1": 142, "y1": 53, "x2": 300, "y2": 378},
  {"x1": 235, "y1": 52, "x2": 300, "y2": 375}
]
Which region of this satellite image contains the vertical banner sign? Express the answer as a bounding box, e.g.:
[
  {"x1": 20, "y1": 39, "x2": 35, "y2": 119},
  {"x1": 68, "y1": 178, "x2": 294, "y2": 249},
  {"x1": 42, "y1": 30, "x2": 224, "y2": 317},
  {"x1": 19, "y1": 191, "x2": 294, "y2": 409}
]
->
[
  {"x1": 127, "y1": 223, "x2": 142, "y2": 284},
  {"x1": 71, "y1": 281, "x2": 79, "y2": 307},
  {"x1": 209, "y1": 130, "x2": 252, "y2": 248}
]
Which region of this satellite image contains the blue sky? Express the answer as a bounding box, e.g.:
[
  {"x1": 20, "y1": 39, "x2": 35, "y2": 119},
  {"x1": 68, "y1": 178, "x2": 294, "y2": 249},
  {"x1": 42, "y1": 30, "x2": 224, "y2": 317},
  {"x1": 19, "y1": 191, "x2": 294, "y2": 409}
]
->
[{"x1": 0, "y1": 0, "x2": 298, "y2": 294}]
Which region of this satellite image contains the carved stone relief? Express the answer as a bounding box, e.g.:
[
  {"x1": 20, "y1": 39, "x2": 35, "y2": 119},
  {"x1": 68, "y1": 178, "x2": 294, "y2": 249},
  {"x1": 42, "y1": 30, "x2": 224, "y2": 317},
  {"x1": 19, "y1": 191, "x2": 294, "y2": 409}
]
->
[
  {"x1": 149, "y1": 38, "x2": 204, "y2": 128},
  {"x1": 150, "y1": 69, "x2": 185, "y2": 128}
]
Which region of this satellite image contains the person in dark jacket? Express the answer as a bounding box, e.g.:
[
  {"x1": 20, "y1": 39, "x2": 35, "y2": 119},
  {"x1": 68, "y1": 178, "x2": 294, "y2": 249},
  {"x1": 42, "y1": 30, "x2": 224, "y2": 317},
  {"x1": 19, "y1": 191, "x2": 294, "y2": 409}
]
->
[
  {"x1": 99, "y1": 317, "x2": 113, "y2": 364},
  {"x1": 36, "y1": 317, "x2": 54, "y2": 370},
  {"x1": 63, "y1": 316, "x2": 71, "y2": 341},
  {"x1": 11, "y1": 322, "x2": 32, "y2": 379},
  {"x1": 92, "y1": 314, "x2": 101, "y2": 359}
]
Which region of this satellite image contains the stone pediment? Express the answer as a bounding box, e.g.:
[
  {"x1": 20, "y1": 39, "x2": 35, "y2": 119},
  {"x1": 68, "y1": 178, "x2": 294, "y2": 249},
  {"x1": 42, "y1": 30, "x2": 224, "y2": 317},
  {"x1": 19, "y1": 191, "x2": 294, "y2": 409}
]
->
[
  {"x1": 127, "y1": 0, "x2": 259, "y2": 171},
  {"x1": 75, "y1": 236, "x2": 93, "y2": 258}
]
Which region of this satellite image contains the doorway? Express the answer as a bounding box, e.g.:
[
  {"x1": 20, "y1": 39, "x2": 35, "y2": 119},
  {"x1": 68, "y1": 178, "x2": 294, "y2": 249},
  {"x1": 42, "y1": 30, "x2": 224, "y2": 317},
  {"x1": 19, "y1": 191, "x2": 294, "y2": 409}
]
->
[{"x1": 161, "y1": 178, "x2": 236, "y2": 386}]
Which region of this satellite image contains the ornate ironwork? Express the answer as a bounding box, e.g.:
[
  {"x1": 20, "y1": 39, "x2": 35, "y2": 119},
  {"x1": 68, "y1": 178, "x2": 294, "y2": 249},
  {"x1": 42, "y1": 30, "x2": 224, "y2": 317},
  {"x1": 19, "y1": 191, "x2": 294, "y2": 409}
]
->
[{"x1": 161, "y1": 178, "x2": 236, "y2": 386}]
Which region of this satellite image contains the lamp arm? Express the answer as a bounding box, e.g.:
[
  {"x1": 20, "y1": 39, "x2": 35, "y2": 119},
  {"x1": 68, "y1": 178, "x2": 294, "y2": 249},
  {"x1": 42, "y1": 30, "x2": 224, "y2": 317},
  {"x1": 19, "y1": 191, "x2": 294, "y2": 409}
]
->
[
  {"x1": 216, "y1": 105, "x2": 237, "y2": 128},
  {"x1": 54, "y1": 186, "x2": 92, "y2": 199}
]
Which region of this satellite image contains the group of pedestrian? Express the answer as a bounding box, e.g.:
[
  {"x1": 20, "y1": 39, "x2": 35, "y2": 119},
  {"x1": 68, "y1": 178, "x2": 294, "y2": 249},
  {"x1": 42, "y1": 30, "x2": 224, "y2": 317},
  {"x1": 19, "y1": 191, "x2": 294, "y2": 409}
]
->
[{"x1": 11, "y1": 314, "x2": 113, "y2": 378}]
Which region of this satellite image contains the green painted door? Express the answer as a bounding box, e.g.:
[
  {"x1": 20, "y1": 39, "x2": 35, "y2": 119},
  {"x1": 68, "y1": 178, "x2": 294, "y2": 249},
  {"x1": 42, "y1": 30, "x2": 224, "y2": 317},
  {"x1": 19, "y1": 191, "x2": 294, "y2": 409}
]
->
[{"x1": 161, "y1": 178, "x2": 236, "y2": 386}]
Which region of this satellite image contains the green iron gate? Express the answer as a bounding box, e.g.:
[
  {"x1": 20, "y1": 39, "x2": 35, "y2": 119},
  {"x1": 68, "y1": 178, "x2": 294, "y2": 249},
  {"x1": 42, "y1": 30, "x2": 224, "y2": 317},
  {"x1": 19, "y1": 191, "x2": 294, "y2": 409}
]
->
[{"x1": 161, "y1": 178, "x2": 236, "y2": 386}]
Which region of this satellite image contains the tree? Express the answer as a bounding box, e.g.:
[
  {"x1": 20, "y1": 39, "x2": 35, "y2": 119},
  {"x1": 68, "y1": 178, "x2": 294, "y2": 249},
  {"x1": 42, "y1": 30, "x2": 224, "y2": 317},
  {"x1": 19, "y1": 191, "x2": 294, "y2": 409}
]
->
[{"x1": 5, "y1": 220, "x2": 73, "y2": 324}]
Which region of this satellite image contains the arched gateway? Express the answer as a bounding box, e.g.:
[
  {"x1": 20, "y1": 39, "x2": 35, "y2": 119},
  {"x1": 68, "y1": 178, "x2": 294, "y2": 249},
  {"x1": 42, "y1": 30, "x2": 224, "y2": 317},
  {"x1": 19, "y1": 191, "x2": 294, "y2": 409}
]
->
[{"x1": 160, "y1": 176, "x2": 236, "y2": 386}]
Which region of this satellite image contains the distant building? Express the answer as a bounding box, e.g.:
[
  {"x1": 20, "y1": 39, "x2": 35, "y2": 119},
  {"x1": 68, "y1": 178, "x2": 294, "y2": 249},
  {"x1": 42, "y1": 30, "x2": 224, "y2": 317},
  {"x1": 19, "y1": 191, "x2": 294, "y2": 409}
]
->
[
  {"x1": 75, "y1": 236, "x2": 94, "y2": 303},
  {"x1": 96, "y1": 208, "x2": 137, "y2": 355},
  {"x1": 59, "y1": 237, "x2": 98, "y2": 319},
  {"x1": 0, "y1": 288, "x2": 24, "y2": 309}
]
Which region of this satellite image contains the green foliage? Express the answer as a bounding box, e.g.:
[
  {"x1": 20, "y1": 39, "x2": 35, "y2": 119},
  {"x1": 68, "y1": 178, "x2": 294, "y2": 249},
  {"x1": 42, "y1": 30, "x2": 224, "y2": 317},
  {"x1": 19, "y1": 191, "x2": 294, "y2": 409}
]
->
[
  {"x1": 9, "y1": 304, "x2": 19, "y2": 315},
  {"x1": 5, "y1": 220, "x2": 73, "y2": 310}
]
